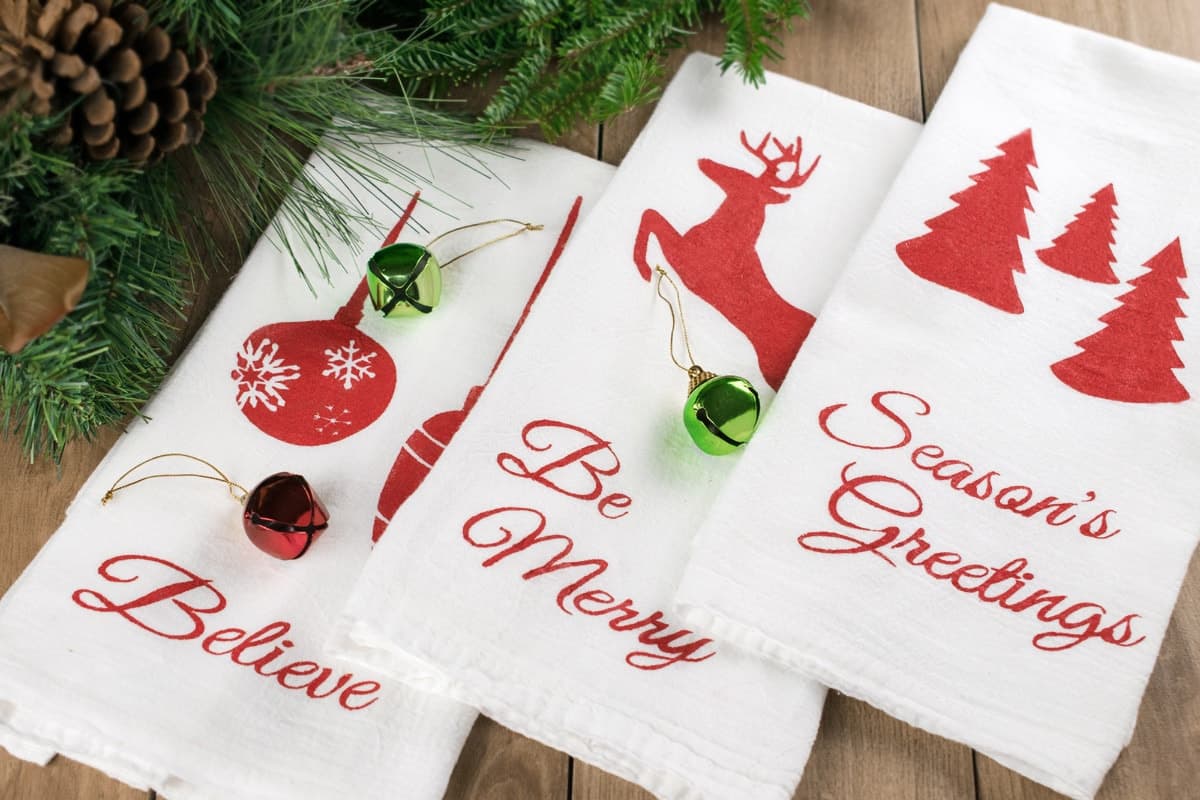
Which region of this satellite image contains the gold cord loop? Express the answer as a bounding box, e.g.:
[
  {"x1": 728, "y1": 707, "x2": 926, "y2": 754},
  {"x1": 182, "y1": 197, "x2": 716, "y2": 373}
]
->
[
  {"x1": 427, "y1": 218, "x2": 544, "y2": 270},
  {"x1": 101, "y1": 453, "x2": 249, "y2": 507},
  {"x1": 654, "y1": 266, "x2": 702, "y2": 375}
]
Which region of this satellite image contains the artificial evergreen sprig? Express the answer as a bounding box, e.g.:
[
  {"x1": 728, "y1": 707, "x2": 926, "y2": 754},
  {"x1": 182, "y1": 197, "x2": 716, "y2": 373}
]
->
[
  {"x1": 395, "y1": 0, "x2": 811, "y2": 138},
  {"x1": 0, "y1": 112, "x2": 185, "y2": 459},
  {"x1": 141, "y1": 0, "x2": 493, "y2": 286}
]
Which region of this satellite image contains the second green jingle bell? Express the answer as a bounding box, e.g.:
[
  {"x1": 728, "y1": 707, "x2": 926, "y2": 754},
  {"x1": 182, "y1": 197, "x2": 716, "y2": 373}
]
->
[{"x1": 682, "y1": 366, "x2": 761, "y2": 455}]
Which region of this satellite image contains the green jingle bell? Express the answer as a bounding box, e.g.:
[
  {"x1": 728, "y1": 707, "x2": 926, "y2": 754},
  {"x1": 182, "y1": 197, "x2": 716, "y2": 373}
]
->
[
  {"x1": 366, "y1": 242, "x2": 443, "y2": 317},
  {"x1": 682, "y1": 366, "x2": 761, "y2": 456}
]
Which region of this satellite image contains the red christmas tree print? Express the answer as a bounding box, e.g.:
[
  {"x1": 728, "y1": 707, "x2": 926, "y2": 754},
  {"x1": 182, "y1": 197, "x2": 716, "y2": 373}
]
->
[
  {"x1": 1051, "y1": 238, "x2": 1190, "y2": 404},
  {"x1": 895, "y1": 128, "x2": 1038, "y2": 314},
  {"x1": 1037, "y1": 184, "x2": 1119, "y2": 284}
]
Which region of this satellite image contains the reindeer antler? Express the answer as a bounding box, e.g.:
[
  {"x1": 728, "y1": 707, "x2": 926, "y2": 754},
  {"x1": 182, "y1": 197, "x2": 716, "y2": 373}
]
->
[{"x1": 739, "y1": 130, "x2": 821, "y2": 188}]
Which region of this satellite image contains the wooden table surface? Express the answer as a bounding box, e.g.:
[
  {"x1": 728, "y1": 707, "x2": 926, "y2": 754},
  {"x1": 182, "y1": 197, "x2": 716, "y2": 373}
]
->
[{"x1": 3, "y1": 2, "x2": 1199, "y2": 799}]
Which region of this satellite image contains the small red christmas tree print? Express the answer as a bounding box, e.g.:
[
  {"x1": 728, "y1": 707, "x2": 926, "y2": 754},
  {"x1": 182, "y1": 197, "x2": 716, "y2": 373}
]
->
[
  {"x1": 895, "y1": 128, "x2": 1038, "y2": 314},
  {"x1": 1052, "y1": 238, "x2": 1190, "y2": 404},
  {"x1": 1037, "y1": 184, "x2": 1119, "y2": 284}
]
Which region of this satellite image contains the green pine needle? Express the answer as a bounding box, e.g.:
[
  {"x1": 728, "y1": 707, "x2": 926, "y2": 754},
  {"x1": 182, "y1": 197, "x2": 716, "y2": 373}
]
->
[{"x1": 395, "y1": 0, "x2": 811, "y2": 138}]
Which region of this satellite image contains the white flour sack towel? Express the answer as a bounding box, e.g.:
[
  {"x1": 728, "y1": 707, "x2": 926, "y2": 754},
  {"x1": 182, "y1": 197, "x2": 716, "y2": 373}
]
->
[
  {"x1": 673, "y1": 6, "x2": 1200, "y2": 800},
  {"x1": 0, "y1": 136, "x2": 613, "y2": 800},
  {"x1": 330, "y1": 53, "x2": 920, "y2": 800}
]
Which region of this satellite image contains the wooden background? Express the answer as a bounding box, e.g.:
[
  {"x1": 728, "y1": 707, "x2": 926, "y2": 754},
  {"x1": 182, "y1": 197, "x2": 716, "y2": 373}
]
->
[{"x1": 2, "y1": 1, "x2": 1199, "y2": 798}]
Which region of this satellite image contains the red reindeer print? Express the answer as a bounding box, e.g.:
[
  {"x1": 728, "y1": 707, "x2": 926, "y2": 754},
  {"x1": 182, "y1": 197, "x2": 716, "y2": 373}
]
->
[{"x1": 632, "y1": 132, "x2": 821, "y2": 390}]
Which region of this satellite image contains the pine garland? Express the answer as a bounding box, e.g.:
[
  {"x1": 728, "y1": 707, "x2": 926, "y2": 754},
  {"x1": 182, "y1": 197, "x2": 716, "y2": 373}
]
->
[
  {"x1": 1, "y1": 0, "x2": 809, "y2": 461},
  {"x1": 0, "y1": 113, "x2": 184, "y2": 458},
  {"x1": 395, "y1": 0, "x2": 810, "y2": 138}
]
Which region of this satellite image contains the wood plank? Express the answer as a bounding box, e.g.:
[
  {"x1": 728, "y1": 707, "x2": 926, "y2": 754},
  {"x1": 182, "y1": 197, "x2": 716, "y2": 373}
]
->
[
  {"x1": 917, "y1": 2, "x2": 1200, "y2": 799},
  {"x1": 918, "y1": 0, "x2": 1200, "y2": 111},
  {"x1": 571, "y1": 762, "x2": 651, "y2": 800},
  {"x1": 600, "y1": 0, "x2": 924, "y2": 166},
  {"x1": 443, "y1": 717, "x2": 569, "y2": 800},
  {"x1": 0, "y1": 431, "x2": 145, "y2": 800},
  {"x1": 798, "y1": 692, "x2": 976, "y2": 800},
  {"x1": 0, "y1": 753, "x2": 146, "y2": 800},
  {"x1": 582, "y1": 3, "x2": 975, "y2": 800}
]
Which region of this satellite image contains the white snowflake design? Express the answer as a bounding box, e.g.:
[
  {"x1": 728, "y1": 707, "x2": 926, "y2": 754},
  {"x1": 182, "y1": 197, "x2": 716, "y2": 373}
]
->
[
  {"x1": 233, "y1": 337, "x2": 301, "y2": 411},
  {"x1": 323, "y1": 338, "x2": 378, "y2": 390},
  {"x1": 314, "y1": 405, "x2": 353, "y2": 437}
]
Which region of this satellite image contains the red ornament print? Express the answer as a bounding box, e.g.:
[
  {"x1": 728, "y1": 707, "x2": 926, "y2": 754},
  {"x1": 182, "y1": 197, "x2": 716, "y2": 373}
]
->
[
  {"x1": 374, "y1": 386, "x2": 482, "y2": 542},
  {"x1": 1052, "y1": 238, "x2": 1190, "y2": 404},
  {"x1": 632, "y1": 131, "x2": 821, "y2": 390},
  {"x1": 373, "y1": 196, "x2": 584, "y2": 542},
  {"x1": 232, "y1": 194, "x2": 419, "y2": 446},
  {"x1": 896, "y1": 129, "x2": 1038, "y2": 314},
  {"x1": 1037, "y1": 183, "x2": 1120, "y2": 284}
]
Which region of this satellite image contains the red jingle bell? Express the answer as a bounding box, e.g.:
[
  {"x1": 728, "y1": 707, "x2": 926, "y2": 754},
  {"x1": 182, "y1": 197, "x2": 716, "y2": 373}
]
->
[
  {"x1": 242, "y1": 472, "x2": 330, "y2": 560},
  {"x1": 101, "y1": 454, "x2": 330, "y2": 562}
]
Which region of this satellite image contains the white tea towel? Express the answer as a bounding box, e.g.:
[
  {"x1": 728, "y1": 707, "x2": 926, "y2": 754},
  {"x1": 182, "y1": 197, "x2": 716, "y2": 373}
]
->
[
  {"x1": 0, "y1": 135, "x2": 613, "y2": 800},
  {"x1": 674, "y1": 6, "x2": 1200, "y2": 799},
  {"x1": 331, "y1": 53, "x2": 921, "y2": 800}
]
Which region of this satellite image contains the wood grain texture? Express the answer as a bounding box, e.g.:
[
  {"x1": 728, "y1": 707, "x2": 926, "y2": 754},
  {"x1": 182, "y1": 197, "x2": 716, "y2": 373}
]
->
[
  {"x1": 571, "y1": 761, "x2": 652, "y2": 800},
  {"x1": 917, "y1": 0, "x2": 1200, "y2": 111},
  {"x1": 443, "y1": 717, "x2": 569, "y2": 800},
  {"x1": 797, "y1": 693, "x2": 976, "y2": 800},
  {"x1": 0, "y1": 753, "x2": 146, "y2": 800},
  {"x1": 600, "y1": 0, "x2": 923, "y2": 166}
]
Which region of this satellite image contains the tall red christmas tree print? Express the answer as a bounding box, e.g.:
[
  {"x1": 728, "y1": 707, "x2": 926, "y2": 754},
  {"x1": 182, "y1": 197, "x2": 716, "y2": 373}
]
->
[
  {"x1": 1037, "y1": 184, "x2": 1119, "y2": 283},
  {"x1": 1052, "y1": 238, "x2": 1190, "y2": 404},
  {"x1": 895, "y1": 129, "x2": 1037, "y2": 313}
]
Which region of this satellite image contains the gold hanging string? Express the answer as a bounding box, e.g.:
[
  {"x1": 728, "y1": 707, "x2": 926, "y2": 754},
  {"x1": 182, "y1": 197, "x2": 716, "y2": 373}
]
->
[
  {"x1": 426, "y1": 218, "x2": 544, "y2": 270},
  {"x1": 655, "y1": 266, "x2": 717, "y2": 394},
  {"x1": 655, "y1": 266, "x2": 699, "y2": 373},
  {"x1": 101, "y1": 453, "x2": 249, "y2": 506}
]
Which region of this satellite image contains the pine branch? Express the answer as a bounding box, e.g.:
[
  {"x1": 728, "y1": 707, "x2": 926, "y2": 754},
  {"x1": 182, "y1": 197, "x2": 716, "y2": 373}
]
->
[
  {"x1": 0, "y1": 113, "x2": 185, "y2": 460},
  {"x1": 394, "y1": 0, "x2": 810, "y2": 138}
]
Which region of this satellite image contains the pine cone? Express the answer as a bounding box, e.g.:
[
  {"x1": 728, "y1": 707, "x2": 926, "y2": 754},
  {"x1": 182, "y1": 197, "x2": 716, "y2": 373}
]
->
[
  {"x1": 0, "y1": 0, "x2": 217, "y2": 162},
  {"x1": 0, "y1": 0, "x2": 57, "y2": 116}
]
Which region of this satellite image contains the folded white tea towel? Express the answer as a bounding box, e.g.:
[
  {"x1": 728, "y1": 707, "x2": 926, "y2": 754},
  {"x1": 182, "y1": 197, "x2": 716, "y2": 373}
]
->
[
  {"x1": 674, "y1": 7, "x2": 1200, "y2": 799},
  {"x1": 0, "y1": 135, "x2": 613, "y2": 800},
  {"x1": 331, "y1": 53, "x2": 920, "y2": 800}
]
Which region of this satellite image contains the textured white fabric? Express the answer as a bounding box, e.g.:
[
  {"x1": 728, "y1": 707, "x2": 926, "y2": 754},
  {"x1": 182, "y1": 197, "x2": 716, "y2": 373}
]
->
[
  {"x1": 331, "y1": 53, "x2": 920, "y2": 800},
  {"x1": 0, "y1": 136, "x2": 613, "y2": 800},
  {"x1": 674, "y1": 7, "x2": 1200, "y2": 800}
]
